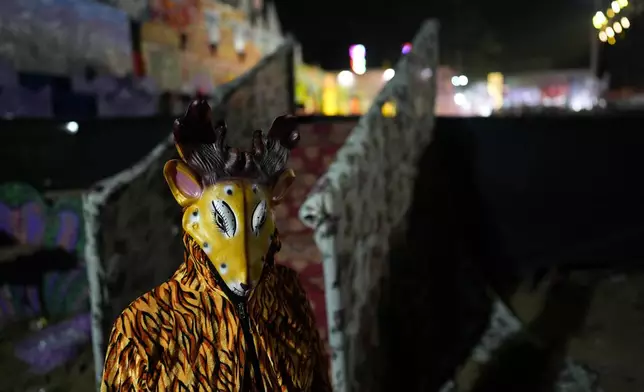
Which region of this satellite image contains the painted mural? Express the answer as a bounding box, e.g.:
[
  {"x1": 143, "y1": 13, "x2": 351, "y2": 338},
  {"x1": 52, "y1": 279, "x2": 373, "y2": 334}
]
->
[
  {"x1": 140, "y1": 0, "x2": 271, "y2": 94},
  {"x1": 101, "y1": 0, "x2": 149, "y2": 20},
  {"x1": 0, "y1": 183, "x2": 87, "y2": 324},
  {"x1": 149, "y1": 0, "x2": 199, "y2": 30},
  {"x1": 0, "y1": 0, "x2": 132, "y2": 76},
  {"x1": 0, "y1": 183, "x2": 92, "y2": 380},
  {"x1": 140, "y1": 21, "x2": 183, "y2": 92}
]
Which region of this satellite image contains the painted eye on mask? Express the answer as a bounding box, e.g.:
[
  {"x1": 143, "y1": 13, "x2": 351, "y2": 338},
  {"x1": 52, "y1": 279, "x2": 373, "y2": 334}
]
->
[
  {"x1": 212, "y1": 200, "x2": 237, "y2": 238},
  {"x1": 251, "y1": 200, "x2": 267, "y2": 236}
]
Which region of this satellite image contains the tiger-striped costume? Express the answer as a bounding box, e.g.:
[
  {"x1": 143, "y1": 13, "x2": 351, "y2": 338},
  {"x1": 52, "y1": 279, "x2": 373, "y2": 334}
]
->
[{"x1": 101, "y1": 233, "x2": 331, "y2": 391}]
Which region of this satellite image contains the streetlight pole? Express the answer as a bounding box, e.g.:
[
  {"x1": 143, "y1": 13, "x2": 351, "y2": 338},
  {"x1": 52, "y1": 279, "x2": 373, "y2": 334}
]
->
[{"x1": 590, "y1": 0, "x2": 601, "y2": 77}]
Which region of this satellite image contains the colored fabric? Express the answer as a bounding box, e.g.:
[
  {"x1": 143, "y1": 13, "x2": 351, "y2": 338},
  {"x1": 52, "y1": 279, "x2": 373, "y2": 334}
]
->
[
  {"x1": 275, "y1": 121, "x2": 354, "y2": 347},
  {"x1": 101, "y1": 233, "x2": 331, "y2": 391}
]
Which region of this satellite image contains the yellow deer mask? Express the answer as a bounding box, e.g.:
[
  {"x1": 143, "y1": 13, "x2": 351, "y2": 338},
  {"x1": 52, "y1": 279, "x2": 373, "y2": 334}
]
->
[{"x1": 163, "y1": 101, "x2": 298, "y2": 297}]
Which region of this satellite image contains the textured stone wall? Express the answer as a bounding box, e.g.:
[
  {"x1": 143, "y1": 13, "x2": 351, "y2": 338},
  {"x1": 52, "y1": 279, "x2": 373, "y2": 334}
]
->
[
  {"x1": 85, "y1": 41, "x2": 296, "y2": 375},
  {"x1": 300, "y1": 21, "x2": 441, "y2": 392}
]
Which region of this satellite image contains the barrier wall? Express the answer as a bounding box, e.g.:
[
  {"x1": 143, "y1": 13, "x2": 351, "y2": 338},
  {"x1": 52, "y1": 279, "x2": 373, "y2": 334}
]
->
[
  {"x1": 82, "y1": 40, "x2": 295, "y2": 384},
  {"x1": 0, "y1": 183, "x2": 93, "y2": 391},
  {"x1": 299, "y1": 20, "x2": 439, "y2": 391}
]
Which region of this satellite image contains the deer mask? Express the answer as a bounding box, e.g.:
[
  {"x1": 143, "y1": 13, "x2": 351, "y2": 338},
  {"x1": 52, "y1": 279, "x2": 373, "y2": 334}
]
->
[{"x1": 163, "y1": 100, "x2": 299, "y2": 297}]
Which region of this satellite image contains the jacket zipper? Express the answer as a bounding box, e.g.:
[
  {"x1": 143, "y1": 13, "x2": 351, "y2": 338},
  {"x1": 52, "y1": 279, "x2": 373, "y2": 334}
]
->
[{"x1": 237, "y1": 301, "x2": 264, "y2": 392}]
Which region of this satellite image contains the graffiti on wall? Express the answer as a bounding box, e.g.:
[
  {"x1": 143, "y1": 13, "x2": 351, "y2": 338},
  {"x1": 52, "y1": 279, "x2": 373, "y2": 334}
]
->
[
  {"x1": 0, "y1": 183, "x2": 87, "y2": 324},
  {"x1": 0, "y1": 0, "x2": 132, "y2": 76}
]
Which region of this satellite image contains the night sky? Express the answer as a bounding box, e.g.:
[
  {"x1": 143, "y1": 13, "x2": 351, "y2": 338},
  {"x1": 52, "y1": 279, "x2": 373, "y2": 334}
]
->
[{"x1": 273, "y1": 0, "x2": 643, "y2": 86}]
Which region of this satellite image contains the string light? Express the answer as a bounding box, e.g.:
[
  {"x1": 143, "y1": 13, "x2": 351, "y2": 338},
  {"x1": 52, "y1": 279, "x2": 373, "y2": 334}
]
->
[{"x1": 592, "y1": 0, "x2": 631, "y2": 45}]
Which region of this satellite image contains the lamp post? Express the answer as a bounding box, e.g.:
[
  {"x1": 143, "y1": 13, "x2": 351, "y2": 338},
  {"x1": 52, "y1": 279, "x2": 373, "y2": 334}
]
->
[{"x1": 590, "y1": 0, "x2": 601, "y2": 77}]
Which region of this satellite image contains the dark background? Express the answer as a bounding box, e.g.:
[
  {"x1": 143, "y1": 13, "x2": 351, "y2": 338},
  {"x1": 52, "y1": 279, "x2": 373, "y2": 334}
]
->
[
  {"x1": 275, "y1": 0, "x2": 644, "y2": 87},
  {"x1": 4, "y1": 114, "x2": 644, "y2": 270}
]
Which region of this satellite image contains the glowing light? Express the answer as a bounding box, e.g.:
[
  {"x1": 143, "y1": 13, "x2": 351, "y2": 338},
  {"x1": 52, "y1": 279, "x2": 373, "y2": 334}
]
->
[
  {"x1": 454, "y1": 93, "x2": 466, "y2": 106},
  {"x1": 383, "y1": 68, "x2": 395, "y2": 81},
  {"x1": 337, "y1": 70, "x2": 355, "y2": 87},
  {"x1": 599, "y1": 31, "x2": 608, "y2": 42},
  {"x1": 608, "y1": 36, "x2": 616, "y2": 45},
  {"x1": 607, "y1": 8, "x2": 615, "y2": 18},
  {"x1": 621, "y1": 17, "x2": 630, "y2": 28},
  {"x1": 381, "y1": 101, "x2": 396, "y2": 117},
  {"x1": 593, "y1": 12, "x2": 607, "y2": 29},
  {"x1": 65, "y1": 121, "x2": 79, "y2": 134},
  {"x1": 420, "y1": 68, "x2": 433, "y2": 80},
  {"x1": 452, "y1": 75, "x2": 469, "y2": 86},
  {"x1": 351, "y1": 58, "x2": 366, "y2": 75},
  {"x1": 618, "y1": 0, "x2": 628, "y2": 7},
  {"x1": 487, "y1": 72, "x2": 504, "y2": 110},
  {"x1": 479, "y1": 106, "x2": 493, "y2": 117},
  {"x1": 614, "y1": 21, "x2": 623, "y2": 33},
  {"x1": 571, "y1": 101, "x2": 582, "y2": 112},
  {"x1": 349, "y1": 44, "x2": 366, "y2": 75},
  {"x1": 606, "y1": 26, "x2": 615, "y2": 37},
  {"x1": 349, "y1": 44, "x2": 366, "y2": 59},
  {"x1": 611, "y1": 1, "x2": 621, "y2": 13},
  {"x1": 402, "y1": 43, "x2": 412, "y2": 54}
]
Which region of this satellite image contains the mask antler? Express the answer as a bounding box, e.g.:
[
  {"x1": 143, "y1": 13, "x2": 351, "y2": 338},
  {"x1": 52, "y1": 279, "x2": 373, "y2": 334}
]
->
[{"x1": 172, "y1": 100, "x2": 300, "y2": 186}]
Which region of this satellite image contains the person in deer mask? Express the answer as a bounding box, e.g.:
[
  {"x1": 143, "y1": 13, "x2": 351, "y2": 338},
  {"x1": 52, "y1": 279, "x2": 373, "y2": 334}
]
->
[{"x1": 101, "y1": 100, "x2": 331, "y2": 391}]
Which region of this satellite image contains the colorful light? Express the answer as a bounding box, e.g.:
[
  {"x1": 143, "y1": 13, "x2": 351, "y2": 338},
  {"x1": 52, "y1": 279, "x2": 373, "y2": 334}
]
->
[
  {"x1": 452, "y1": 75, "x2": 469, "y2": 87},
  {"x1": 621, "y1": 17, "x2": 630, "y2": 28},
  {"x1": 453, "y1": 93, "x2": 466, "y2": 106},
  {"x1": 381, "y1": 101, "x2": 396, "y2": 117},
  {"x1": 614, "y1": 21, "x2": 623, "y2": 33},
  {"x1": 383, "y1": 68, "x2": 395, "y2": 81},
  {"x1": 592, "y1": 12, "x2": 607, "y2": 29},
  {"x1": 351, "y1": 59, "x2": 366, "y2": 75},
  {"x1": 64, "y1": 121, "x2": 79, "y2": 134},
  {"x1": 337, "y1": 70, "x2": 355, "y2": 87},
  {"x1": 349, "y1": 44, "x2": 366, "y2": 59},
  {"x1": 349, "y1": 44, "x2": 367, "y2": 75},
  {"x1": 402, "y1": 43, "x2": 412, "y2": 55}
]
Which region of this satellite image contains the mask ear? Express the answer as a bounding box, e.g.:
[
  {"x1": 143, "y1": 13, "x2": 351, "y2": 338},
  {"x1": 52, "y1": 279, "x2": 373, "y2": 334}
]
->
[
  {"x1": 271, "y1": 169, "x2": 295, "y2": 205},
  {"x1": 163, "y1": 159, "x2": 203, "y2": 207}
]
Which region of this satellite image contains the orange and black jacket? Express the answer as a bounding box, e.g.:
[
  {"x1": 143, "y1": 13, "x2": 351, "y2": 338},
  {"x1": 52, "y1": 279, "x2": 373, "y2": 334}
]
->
[{"x1": 101, "y1": 234, "x2": 331, "y2": 391}]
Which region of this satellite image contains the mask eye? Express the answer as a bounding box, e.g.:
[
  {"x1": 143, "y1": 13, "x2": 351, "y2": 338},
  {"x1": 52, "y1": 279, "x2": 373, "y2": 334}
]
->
[
  {"x1": 251, "y1": 200, "x2": 267, "y2": 236},
  {"x1": 211, "y1": 200, "x2": 237, "y2": 238}
]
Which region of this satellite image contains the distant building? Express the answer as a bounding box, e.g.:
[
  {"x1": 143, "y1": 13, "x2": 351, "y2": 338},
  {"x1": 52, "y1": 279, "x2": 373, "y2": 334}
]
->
[
  {"x1": 141, "y1": 0, "x2": 285, "y2": 94},
  {"x1": 501, "y1": 69, "x2": 605, "y2": 112},
  {"x1": 435, "y1": 66, "x2": 460, "y2": 116}
]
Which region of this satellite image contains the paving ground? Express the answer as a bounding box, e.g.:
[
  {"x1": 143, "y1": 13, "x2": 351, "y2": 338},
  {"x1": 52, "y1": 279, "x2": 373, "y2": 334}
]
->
[
  {"x1": 453, "y1": 268, "x2": 644, "y2": 392},
  {"x1": 567, "y1": 271, "x2": 644, "y2": 392}
]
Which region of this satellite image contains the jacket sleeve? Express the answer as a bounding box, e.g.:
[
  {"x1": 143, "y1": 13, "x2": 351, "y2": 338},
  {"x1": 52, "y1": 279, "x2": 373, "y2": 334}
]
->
[
  {"x1": 284, "y1": 267, "x2": 333, "y2": 392},
  {"x1": 100, "y1": 316, "x2": 147, "y2": 392}
]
